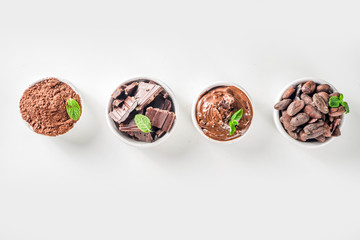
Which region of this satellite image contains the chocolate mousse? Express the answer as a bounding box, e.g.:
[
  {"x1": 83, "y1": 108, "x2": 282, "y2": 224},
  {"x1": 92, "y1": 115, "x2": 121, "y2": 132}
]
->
[
  {"x1": 108, "y1": 79, "x2": 176, "y2": 143},
  {"x1": 195, "y1": 85, "x2": 253, "y2": 141}
]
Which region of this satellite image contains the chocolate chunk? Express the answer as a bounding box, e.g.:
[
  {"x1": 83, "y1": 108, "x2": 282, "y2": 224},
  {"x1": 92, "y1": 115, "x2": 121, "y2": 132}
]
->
[
  {"x1": 112, "y1": 88, "x2": 123, "y2": 99},
  {"x1": 119, "y1": 118, "x2": 140, "y2": 132},
  {"x1": 145, "y1": 107, "x2": 176, "y2": 132},
  {"x1": 125, "y1": 82, "x2": 138, "y2": 95},
  {"x1": 109, "y1": 96, "x2": 137, "y2": 123},
  {"x1": 156, "y1": 129, "x2": 166, "y2": 137},
  {"x1": 133, "y1": 132, "x2": 153, "y2": 142},
  {"x1": 113, "y1": 99, "x2": 123, "y2": 108},
  {"x1": 162, "y1": 112, "x2": 176, "y2": 132},
  {"x1": 162, "y1": 99, "x2": 172, "y2": 111},
  {"x1": 134, "y1": 82, "x2": 163, "y2": 110}
]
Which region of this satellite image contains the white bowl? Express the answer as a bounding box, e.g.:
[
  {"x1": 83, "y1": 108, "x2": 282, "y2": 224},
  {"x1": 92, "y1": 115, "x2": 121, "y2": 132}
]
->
[
  {"x1": 273, "y1": 77, "x2": 344, "y2": 148},
  {"x1": 106, "y1": 77, "x2": 179, "y2": 148},
  {"x1": 20, "y1": 77, "x2": 83, "y2": 137},
  {"x1": 191, "y1": 81, "x2": 254, "y2": 144}
]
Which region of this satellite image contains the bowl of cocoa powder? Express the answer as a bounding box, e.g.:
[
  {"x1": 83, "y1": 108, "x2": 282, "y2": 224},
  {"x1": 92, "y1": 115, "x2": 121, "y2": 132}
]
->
[
  {"x1": 19, "y1": 77, "x2": 82, "y2": 137},
  {"x1": 273, "y1": 77, "x2": 348, "y2": 147}
]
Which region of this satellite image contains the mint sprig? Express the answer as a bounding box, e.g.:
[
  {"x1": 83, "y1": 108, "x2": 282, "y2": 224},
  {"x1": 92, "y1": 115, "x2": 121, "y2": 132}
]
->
[
  {"x1": 66, "y1": 98, "x2": 81, "y2": 121},
  {"x1": 328, "y1": 94, "x2": 350, "y2": 114},
  {"x1": 134, "y1": 114, "x2": 152, "y2": 133},
  {"x1": 229, "y1": 109, "x2": 243, "y2": 135}
]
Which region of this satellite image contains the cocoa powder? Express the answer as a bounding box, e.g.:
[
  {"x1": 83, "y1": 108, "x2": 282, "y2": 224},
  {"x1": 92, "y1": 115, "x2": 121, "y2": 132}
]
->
[{"x1": 19, "y1": 78, "x2": 81, "y2": 136}]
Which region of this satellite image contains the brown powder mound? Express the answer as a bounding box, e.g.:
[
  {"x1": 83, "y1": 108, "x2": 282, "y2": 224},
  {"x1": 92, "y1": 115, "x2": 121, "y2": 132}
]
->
[{"x1": 19, "y1": 78, "x2": 82, "y2": 136}]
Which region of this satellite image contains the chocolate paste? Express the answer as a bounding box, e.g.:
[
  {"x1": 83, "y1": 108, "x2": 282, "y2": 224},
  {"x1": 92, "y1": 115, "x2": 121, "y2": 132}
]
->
[
  {"x1": 19, "y1": 78, "x2": 81, "y2": 136},
  {"x1": 195, "y1": 85, "x2": 253, "y2": 141}
]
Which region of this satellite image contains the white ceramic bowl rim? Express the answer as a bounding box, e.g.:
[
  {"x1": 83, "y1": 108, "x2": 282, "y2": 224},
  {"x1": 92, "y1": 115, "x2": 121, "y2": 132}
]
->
[
  {"x1": 273, "y1": 77, "x2": 344, "y2": 148},
  {"x1": 20, "y1": 77, "x2": 83, "y2": 137},
  {"x1": 191, "y1": 81, "x2": 254, "y2": 144},
  {"x1": 106, "y1": 76, "x2": 179, "y2": 148}
]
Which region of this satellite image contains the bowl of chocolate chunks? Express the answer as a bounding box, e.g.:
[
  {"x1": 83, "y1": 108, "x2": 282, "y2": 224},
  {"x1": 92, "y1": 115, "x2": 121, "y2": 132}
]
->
[
  {"x1": 107, "y1": 77, "x2": 178, "y2": 147},
  {"x1": 273, "y1": 78, "x2": 350, "y2": 147}
]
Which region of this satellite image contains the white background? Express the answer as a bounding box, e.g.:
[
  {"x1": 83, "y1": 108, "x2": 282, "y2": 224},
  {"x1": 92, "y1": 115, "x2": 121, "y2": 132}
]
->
[{"x1": 0, "y1": 0, "x2": 360, "y2": 239}]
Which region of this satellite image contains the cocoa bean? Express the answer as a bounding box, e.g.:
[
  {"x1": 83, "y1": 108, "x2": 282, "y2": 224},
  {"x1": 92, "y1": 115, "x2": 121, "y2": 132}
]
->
[
  {"x1": 287, "y1": 130, "x2": 298, "y2": 140},
  {"x1": 290, "y1": 113, "x2": 310, "y2": 127},
  {"x1": 274, "y1": 99, "x2": 292, "y2": 110},
  {"x1": 317, "y1": 92, "x2": 329, "y2": 103},
  {"x1": 304, "y1": 104, "x2": 322, "y2": 119},
  {"x1": 330, "y1": 118, "x2": 341, "y2": 133},
  {"x1": 299, "y1": 130, "x2": 307, "y2": 142},
  {"x1": 329, "y1": 106, "x2": 345, "y2": 117},
  {"x1": 303, "y1": 121, "x2": 324, "y2": 135},
  {"x1": 287, "y1": 100, "x2": 305, "y2": 116},
  {"x1": 315, "y1": 135, "x2": 326, "y2": 142},
  {"x1": 316, "y1": 84, "x2": 331, "y2": 93},
  {"x1": 281, "y1": 112, "x2": 297, "y2": 131},
  {"x1": 295, "y1": 84, "x2": 302, "y2": 100},
  {"x1": 305, "y1": 126, "x2": 325, "y2": 139},
  {"x1": 333, "y1": 127, "x2": 341, "y2": 137},
  {"x1": 301, "y1": 81, "x2": 316, "y2": 94},
  {"x1": 329, "y1": 92, "x2": 340, "y2": 98},
  {"x1": 323, "y1": 123, "x2": 331, "y2": 137},
  {"x1": 309, "y1": 118, "x2": 318, "y2": 123},
  {"x1": 300, "y1": 93, "x2": 313, "y2": 105},
  {"x1": 282, "y1": 86, "x2": 295, "y2": 99},
  {"x1": 313, "y1": 93, "x2": 329, "y2": 114}
]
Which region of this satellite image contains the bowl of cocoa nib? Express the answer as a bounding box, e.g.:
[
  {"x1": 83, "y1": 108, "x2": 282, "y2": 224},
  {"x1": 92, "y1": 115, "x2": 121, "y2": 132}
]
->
[
  {"x1": 192, "y1": 82, "x2": 254, "y2": 143},
  {"x1": 19, "y1": 77, "x2": 82, "y2": 137},
  {"x1": 273, "y1": 78, "x2": 350, "y2": 147},
  {"x1": 107, "y1": 77, "x2": 178, "y2": 147}
]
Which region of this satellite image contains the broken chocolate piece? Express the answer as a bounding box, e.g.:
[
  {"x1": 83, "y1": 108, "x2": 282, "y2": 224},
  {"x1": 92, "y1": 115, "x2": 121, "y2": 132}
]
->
[
  {"x1": 125, "y1": 82, "x2": 138, "y2": 95},
  {"x1": 133, "y1": 132, "x2": 153, "y2": 143},
  {"x1": 113, "y1": 99, "x2": 123, "y2": 108},
  {"x1": 134, "y1": 82, "x2": 163, "y2": 110},
  {"x1": 109, "y1": 96, "x2": 137, "y2": 123},
  {"x1": 161, "y1": 112, "x2": 176, "y2": 132},
  {"x1": 112, "y1": 88, "x2": 123, "y2": 99}
]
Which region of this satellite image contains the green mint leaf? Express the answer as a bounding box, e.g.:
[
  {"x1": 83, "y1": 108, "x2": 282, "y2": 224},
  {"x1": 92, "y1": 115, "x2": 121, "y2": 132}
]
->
[
  {"x1": 66, "y1": 98, "x2": 81, "y2": 121},
  {"x1": 328, "y1": 96, "x2": 341, "y2": 108},
  {"x1": 231, "y1": 109, "x2": 243, "y2": 122},
  {"x1": 134, "y1": 114, "x2": 152, "y2": 133},
  {"x1": 229, "y1": 109, "x2": 243, "y2": 135},
  {"x1": 341, "y1": 101, "x2": 350, "y2": 114},
  {"x1": 339, "y1": 93, "x2": 344, "y2": 102},
  {"x1": 229, "y1": 121, "x2": 236, "y2": 135}
]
